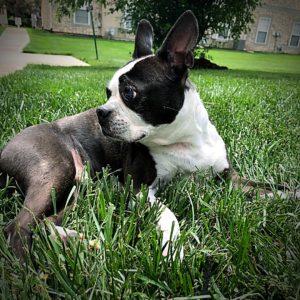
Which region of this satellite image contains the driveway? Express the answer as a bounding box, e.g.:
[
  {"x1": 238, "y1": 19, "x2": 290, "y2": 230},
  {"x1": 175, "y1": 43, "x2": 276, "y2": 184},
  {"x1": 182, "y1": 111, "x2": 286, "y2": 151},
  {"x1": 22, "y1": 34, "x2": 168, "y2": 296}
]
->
[{"x1": 0, "y1": 27, "x2": 89, "y2": 76}]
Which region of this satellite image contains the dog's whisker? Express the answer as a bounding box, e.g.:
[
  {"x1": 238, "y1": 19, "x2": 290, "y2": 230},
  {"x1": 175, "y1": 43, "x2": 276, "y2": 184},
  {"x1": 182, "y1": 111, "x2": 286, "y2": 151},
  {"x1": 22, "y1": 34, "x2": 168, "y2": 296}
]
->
[{"x1": 162, "y1": 106, "x2": 179, "y2": 112}]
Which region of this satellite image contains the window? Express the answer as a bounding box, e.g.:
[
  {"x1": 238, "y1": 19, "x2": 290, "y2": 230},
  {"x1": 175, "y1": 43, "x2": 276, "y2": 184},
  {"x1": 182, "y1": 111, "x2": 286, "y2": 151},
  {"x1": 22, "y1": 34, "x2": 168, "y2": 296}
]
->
[
  {"x1": 122, "y1": 10, "x2": 132, "y2": 30},
  {"x1": 74, "y1": 6, "x2": 90, "y2": 26},
  {"x1": 218, "y1": 26, "x2": 230, "y2": 39},
  {"x1": 289, "y1": 22, "x2": 300, "y2": 47},
  {"x1": 123, "y1": 18, "x2": 132, "y2": 30},
  {"x1": 255, "y1": 17, "x2": 271, "y2": 44}
]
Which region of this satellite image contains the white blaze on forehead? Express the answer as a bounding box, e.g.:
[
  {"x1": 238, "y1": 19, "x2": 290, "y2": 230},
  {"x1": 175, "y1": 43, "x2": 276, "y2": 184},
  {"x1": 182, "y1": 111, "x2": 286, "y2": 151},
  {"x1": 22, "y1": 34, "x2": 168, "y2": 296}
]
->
[
  {"x1": 108, "y1": 55, "x2": 154, "y2": 92},
  {"x1": 102, "y1": 54, "x2": 155, "y2": 142}
]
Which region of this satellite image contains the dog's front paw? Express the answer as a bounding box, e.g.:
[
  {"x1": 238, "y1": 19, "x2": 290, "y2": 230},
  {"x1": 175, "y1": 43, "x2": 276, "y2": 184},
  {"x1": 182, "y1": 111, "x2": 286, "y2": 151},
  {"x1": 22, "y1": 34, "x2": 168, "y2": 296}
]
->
[
  {"x1": 49, "y1": 225, "x2": 100, "y2": 250},
  {"x1": 50, "y1": 225, "x2": 80, "y2": 243},
  {"x1": 157, "y1": 206, "x2": 183, "y2": 260}
]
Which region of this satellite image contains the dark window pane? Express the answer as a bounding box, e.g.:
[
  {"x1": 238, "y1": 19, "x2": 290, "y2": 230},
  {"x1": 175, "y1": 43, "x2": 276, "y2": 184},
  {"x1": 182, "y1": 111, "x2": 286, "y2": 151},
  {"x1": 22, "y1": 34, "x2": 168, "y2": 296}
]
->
[
  {"x1": 256, "y1": 31, "x2": 267, "y2": 43},
  {"x1": 290, "y1": 35, "x2": 299, "y2": 47},
  {"x1": 75, "y1": 10, "x2": 89, "y2": 25}
]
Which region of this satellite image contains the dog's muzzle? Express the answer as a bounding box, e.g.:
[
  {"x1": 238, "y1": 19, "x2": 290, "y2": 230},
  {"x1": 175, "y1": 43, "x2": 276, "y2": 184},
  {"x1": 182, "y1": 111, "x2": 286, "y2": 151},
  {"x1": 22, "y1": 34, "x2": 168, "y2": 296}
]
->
[
  {"x1": 96, "y1": 106, "x2": 147, "y2": 142},
  {"x1": 96, "y1": 107, "x2": 114, "y2": 137},
  {"x1": 96, "y1": 107, "x2": 112, "y2": 126}
]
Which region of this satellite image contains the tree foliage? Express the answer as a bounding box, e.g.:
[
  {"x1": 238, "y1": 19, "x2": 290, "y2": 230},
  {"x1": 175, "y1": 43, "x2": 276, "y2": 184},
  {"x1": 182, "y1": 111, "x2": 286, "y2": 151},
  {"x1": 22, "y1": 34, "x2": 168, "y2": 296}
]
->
[
  {"x1": 113, "y1": 0, "x2": 262, "y2": 47},
  {"x1": 0, "y1": 0, "x2": 40, "y2": 17},
  {"x1": 51, "y1": 0, "x2": 261, "y2": 47}
]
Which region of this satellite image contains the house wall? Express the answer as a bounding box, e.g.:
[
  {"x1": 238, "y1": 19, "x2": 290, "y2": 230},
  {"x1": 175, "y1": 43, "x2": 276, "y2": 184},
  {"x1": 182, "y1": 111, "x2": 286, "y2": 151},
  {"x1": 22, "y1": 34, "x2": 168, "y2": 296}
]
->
[
  {"x1": 41, "y1": 0, "x2": 52, "y2": 30},
  {"x1": 41, "y1": 0, "x2": 134, "y2": 41},
  {"x1": 245, "y1": 0, "x2": 300, "y2": 54},
  {"x1": 208, "y1": 36, "x2": 234, "y2": 49},
  {"x1": 49, "y1": 1, "x2": 101, "y2": 36},
  {"x1": 100, "y1": 6, "x2": 133, "y2": 40}
]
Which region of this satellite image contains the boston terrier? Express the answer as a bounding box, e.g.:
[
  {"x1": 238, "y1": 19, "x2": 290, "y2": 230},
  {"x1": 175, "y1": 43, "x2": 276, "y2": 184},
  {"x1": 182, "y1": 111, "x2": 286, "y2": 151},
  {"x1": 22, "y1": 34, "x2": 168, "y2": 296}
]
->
[{"x1": 1, "y1": 11, "x2": 297, "y2": 261}]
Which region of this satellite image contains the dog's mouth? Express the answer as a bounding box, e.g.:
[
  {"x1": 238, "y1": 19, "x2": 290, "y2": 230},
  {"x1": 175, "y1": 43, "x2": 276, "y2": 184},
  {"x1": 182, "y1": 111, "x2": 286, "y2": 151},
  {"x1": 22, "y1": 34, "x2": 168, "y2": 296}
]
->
[
  {"x1": 134, "y1": 133, "x2": 146, "y2": 142},
  {"x1": 101, "y1": 127, "x2": 114, "y2": 138},
  {"x1": 101, "y1": 127, "x2": 146, "y2": 143},
  {"x1": 101, "y1": 127, "x2": 122, "y2": 141}
]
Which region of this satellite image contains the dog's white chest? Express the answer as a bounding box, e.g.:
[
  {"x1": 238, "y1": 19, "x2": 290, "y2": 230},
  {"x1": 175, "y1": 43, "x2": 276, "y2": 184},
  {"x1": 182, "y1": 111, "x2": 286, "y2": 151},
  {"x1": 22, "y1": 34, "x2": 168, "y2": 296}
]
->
[
  {"x1": 151, "y1": 143, "x2": 200, "y2": 175},
  {"x1": 149, "y1": 133, "x2": 228, "y2": 185},
  {"x1": 142, "y1": 86, "x2": 229, "y2": 186}
]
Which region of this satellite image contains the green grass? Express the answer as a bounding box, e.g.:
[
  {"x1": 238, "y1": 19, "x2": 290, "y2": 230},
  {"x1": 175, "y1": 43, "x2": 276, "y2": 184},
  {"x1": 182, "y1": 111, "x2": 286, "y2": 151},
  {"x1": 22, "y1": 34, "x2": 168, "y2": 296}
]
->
[
  {"x1": 208, "y1": 49, "x2": 300, "y2": 74},
  {"x1": 0, "y1": 25, "x2": 5, "y2": 35},
  {"x1": 24, "y1": 28, "x2": 133, "y2": 67},
  {"x1": 24, "y1": 28, "x2": 300, "y2": 74},
  {"x1": 1, "y1": 26, "x2": 300, "y2": 299},
  {"x1": 0, "y1": 64, "x2": 299, "y2": 299}
]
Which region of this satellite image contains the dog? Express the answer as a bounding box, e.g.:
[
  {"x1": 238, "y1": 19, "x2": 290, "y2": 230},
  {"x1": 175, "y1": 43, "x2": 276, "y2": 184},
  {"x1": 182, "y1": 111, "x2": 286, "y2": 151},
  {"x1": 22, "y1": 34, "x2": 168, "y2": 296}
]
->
[{"x1": 1, "y1": 11, "x2": 298, "y2": 261}]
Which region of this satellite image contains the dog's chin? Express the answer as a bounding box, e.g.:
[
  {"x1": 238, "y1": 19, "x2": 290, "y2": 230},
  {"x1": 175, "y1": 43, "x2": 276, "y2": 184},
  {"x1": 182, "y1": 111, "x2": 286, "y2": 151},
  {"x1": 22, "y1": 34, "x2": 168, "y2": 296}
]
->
[
  {"x1": 101, "y1": 128, "x2": 147, "y2": 143},
  {"x1": 101, "y1": 128, "x2": 123, "y2": 142}
]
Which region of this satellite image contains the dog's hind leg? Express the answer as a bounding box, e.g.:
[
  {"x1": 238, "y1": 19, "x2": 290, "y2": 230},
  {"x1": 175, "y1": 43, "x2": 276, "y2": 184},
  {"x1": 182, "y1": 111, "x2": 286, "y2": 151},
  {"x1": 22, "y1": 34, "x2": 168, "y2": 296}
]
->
[
  {"x1": 46, "y1": 205, "x2": 71, "y2": 225},
  {"x1": 3, "y1": 157, "x2": 76, "y2": 262},
  {"x1": 4, "y1": 173, "x2": 75, "y2": 261},
  {"x1": 217, "y1": 167, "x2": 300, "y2": 199},
  {"x1": 4, "y1": 185, "x2": 52, "y2": 260}
]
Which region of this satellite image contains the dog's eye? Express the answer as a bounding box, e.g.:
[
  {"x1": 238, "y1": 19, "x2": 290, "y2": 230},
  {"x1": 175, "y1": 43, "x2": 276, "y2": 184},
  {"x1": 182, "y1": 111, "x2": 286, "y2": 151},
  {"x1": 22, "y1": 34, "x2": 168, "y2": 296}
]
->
[
  {"x1": 123, "y1": 86, "x2": 136, "y2": 101},
  {"x1": 106, "y1": 87, "x2": 112, "y2": 99}
]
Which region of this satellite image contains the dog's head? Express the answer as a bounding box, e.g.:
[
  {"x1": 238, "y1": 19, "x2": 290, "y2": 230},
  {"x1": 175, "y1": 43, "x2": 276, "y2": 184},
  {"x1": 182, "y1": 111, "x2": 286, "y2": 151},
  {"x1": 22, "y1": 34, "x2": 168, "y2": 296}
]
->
[{"x1": 96, "y1": 10, "x2": 199, "y2": 143}]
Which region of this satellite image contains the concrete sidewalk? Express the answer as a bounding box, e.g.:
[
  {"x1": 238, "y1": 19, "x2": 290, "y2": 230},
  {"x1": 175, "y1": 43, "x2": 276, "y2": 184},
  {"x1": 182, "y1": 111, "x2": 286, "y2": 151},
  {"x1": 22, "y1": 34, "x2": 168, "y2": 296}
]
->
[{"x1": 0, "y1": 27, "x2": 89, "y2": 76}]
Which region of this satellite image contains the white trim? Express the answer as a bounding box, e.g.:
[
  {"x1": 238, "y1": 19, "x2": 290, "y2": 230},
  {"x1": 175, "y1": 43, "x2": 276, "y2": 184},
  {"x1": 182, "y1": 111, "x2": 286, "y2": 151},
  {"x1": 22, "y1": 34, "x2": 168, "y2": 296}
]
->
[
  {"x1": 73, "y1": 7, "x2": 90, "y2": 26},
  {"x1": 289, "y1": 21, "x2": 300, "y2": 48},
  {"x1": 255, "y1": 16, "x2": 271, "y2": 45}
]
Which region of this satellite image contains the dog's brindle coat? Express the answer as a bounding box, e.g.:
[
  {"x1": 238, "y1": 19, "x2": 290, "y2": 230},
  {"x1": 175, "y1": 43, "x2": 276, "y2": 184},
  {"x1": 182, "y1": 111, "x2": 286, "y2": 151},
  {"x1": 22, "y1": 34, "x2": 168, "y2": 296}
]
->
[{"x1": 0, "y1": 11, "x2": 297, "y2": 261}]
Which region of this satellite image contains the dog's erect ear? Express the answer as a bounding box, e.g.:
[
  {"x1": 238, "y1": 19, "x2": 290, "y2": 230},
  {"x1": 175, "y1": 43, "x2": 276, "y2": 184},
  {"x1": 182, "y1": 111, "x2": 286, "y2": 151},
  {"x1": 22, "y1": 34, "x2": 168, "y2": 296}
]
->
[
  {"x1": 157, "y1": 10, "x2": 199, "y2": 68},
  {"x1": 133, "y1": 19, "x2": 154, "y2": 59}
]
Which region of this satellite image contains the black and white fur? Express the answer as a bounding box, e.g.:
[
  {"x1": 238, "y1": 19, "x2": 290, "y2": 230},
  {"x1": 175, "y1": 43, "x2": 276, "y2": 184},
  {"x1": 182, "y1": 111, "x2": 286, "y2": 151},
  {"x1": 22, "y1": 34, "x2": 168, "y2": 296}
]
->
[{"x1": 0, "y1": 11, "x2": 297, "y2": 261}]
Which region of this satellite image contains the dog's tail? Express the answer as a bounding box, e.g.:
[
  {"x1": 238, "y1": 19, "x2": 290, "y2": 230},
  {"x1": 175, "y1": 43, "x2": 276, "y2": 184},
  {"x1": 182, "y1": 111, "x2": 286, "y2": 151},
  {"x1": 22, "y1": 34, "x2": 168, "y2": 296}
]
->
[{"x1": 221, "y1": 168, "x2": 300, "y2": 200}]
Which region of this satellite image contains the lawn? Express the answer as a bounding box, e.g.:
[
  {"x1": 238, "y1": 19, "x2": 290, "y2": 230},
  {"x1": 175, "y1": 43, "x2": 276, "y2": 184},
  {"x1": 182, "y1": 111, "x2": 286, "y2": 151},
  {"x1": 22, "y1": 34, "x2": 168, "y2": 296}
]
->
[
  {"x1": 208, "y1": 48, "x2": 300, "y2": 74},
  {"x1": 0, "y1": 25, "x2": 5, "y2": 35},
  {"x1": 0, "y1": 30, "x2": 300, "y2": 299},
  {"x1": 24, "y1": 28, "x2": 300, "y2": 74},
  {"x1": 25, "y1": 28, "x2": 133, "y2": 67}
]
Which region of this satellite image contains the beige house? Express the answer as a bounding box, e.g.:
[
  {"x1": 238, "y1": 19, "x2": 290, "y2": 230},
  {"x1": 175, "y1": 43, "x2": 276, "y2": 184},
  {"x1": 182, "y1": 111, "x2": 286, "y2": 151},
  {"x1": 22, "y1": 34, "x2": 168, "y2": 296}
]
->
[
  {"x1": 41, "y1": 0, "x2": 299, "y2": 53},
  {"x1": 208, "y1": 0, "x2": 300, "y2": 54},
  {"x1": 41, "y1": 0, "x2": 133, "y2": 41},
  {"x1": 245, "y1": 0, "x2": 300, "y2": 54}
]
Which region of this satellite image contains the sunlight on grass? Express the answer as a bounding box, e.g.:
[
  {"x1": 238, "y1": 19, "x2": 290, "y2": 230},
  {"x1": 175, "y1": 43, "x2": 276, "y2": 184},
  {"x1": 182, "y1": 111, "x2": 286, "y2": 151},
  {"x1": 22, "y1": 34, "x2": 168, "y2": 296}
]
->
[
  {"x1": 24, "y1": 28, "x2": 300, "y2": 74},
  {"x1": 209, "y1": 49, "x2": 300, "y2": 74},
  {"x1": 24, "y1": 28, "x2": 133, "y2": 67}
]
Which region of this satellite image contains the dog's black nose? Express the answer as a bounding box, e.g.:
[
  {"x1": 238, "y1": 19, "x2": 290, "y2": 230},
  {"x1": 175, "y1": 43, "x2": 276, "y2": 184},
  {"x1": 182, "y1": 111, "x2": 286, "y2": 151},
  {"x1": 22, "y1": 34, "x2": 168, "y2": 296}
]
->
[{"x1": 96, "y1": 107, "x2": 112, "y2": 124}]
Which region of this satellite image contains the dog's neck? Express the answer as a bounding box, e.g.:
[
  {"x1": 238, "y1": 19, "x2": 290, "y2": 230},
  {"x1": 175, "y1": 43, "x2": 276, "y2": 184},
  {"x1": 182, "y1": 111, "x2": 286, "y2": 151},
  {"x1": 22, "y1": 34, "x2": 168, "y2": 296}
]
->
[
  {"x1": 140, "y1": 80, "x2": 229, "y2": 183},
  {"x1": 141, "y1": 81, "x2": 211, "y2": 149}
]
